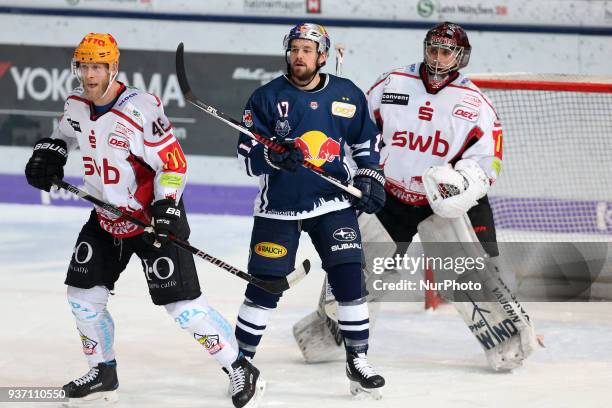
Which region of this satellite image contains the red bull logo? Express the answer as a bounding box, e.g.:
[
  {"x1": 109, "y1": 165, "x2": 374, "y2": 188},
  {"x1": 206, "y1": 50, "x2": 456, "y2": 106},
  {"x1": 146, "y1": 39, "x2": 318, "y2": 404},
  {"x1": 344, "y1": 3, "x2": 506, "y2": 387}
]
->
[{"x1": 294, "y1": 131, "x2": 340, "y2": 167}]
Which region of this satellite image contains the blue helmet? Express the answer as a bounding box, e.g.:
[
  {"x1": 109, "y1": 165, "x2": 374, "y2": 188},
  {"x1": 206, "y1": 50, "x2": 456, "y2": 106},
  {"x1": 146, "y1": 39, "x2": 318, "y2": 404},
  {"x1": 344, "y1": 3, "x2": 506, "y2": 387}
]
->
[{"x1": 283, "y1": 23, "x2": 331, "y2": 54}]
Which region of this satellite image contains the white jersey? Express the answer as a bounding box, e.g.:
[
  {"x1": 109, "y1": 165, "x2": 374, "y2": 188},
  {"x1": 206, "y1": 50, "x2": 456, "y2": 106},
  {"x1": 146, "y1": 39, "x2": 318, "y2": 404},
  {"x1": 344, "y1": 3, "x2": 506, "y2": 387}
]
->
[
  {"x1": 52, "y1": 82, "x2": 187, "y2": 237},
  {"x1": 367, "y1": 63, "x2": 503, "y2": 206}
]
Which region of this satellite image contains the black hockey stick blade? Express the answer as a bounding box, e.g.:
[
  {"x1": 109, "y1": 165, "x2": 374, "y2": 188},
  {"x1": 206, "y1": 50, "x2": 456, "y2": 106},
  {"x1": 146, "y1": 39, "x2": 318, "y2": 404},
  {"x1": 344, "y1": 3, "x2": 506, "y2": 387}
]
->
[
  {"x1": 176, "y1": 42, "x2": 194, "y2": 99},
  {"x1": 54, "y1": 180, "x2": 309, "y2": 294}
]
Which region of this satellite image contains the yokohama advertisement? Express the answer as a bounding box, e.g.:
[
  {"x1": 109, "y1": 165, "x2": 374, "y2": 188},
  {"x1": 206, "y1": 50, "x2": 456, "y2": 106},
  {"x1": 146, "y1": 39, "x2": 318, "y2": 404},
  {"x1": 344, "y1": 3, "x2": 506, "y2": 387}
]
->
[{"x1": 0, "y1": 44, "x2": 284, "y2": 156}]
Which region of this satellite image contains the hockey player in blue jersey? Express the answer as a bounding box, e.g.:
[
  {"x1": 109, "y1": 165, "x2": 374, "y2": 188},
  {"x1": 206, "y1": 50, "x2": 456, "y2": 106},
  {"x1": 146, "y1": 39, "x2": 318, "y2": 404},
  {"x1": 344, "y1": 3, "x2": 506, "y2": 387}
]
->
[{"x1": 235, "y1": 23, "x2": 386, "y2": 398}]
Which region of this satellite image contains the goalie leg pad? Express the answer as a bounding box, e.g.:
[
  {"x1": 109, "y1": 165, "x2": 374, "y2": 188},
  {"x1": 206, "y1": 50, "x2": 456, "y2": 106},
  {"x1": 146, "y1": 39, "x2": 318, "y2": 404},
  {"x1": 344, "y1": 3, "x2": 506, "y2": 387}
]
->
[
  {"x1": 418, "y1": 214, "x2": 540, "y2": 371},
  {"x1": 293, "y1": 310, "x2": 345, "y2": 363}
]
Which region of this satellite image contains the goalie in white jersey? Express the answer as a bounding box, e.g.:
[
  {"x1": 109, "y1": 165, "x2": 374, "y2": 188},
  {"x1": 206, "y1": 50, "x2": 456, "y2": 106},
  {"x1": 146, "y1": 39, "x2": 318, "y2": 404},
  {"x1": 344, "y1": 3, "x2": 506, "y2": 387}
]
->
[
  {"x1": 366, "y1": 21, "x2": 539, "y2": 371},
  {"x1": 369, "y1": 22, "x2": 502, "y2": 222},
  {"x1": 24, "y1": 33, "x2": 264, "y2": 408}
]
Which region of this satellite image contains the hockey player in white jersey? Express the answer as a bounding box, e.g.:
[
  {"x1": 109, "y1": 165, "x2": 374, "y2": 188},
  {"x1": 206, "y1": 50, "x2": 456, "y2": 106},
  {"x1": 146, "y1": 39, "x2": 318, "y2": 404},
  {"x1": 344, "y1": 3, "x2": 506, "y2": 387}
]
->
[
  {"x1": 368, "y1": 21, "x2": 540, "y2": 370},
  {"x1": 24, "y1": 33, "x2": 264, "y2": 407},
  {"x1": 295, "y1": 22, "x2": 540, "y2": 371}
]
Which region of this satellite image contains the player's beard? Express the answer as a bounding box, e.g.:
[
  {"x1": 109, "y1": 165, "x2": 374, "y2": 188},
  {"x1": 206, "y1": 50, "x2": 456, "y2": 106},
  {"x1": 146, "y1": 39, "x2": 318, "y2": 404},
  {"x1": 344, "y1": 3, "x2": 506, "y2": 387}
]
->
[
  {"x1": 83, "y1": 76, "x2": 111, "y2": 102},
  {"x1": 290, "y1": 63, "x2": 318, "y2": 86}
]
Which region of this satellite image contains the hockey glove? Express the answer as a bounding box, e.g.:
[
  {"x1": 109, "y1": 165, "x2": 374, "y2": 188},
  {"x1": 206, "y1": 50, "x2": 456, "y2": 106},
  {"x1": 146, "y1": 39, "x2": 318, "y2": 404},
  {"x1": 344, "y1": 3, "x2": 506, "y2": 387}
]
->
[
  {"x1": 264, "y1": 140, "x2": 304, "y2": 172},
  {"x1": 25, "y1": 138, "x2": 68, "y2": 192},
  {"x1": 143, "y1": 199, "x2": 181, "y2": 248},
  {"x1": 351, "y1": 168, "x2": 386, "y2": 214}
]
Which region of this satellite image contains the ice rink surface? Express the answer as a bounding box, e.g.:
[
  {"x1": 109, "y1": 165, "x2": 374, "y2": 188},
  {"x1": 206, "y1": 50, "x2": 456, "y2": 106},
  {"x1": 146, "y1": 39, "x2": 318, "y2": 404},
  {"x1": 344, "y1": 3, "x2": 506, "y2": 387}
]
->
[{"x1": 1, "y1": 204, "x2": 611, "y2": 408}]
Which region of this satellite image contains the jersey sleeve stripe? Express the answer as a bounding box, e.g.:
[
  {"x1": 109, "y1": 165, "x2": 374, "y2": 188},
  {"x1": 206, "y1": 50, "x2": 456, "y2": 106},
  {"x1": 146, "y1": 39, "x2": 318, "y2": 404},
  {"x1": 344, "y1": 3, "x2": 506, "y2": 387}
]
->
[
  {"x1": 110, "y1": 109, "x2": 144, "y2": 133},
  {"x1": 143, "y1": 133, "x2": 174, "y2": 147},
  {"x1": 350, "y1": 140, "x2": 371, "y2": 150}
]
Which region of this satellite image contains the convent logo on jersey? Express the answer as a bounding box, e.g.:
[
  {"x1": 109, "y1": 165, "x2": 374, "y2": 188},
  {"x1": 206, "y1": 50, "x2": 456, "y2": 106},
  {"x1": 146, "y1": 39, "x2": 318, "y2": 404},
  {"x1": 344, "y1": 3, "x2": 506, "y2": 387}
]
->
[
  {"x1": 254, "y1": 242, "x2": 288, "y2": 258},
  {"x1": 294, "y1": 131, "x2": 340, "y2": 167},
  {"x1": 381, "y1": 93, "x2": 410, "y2": 105}
]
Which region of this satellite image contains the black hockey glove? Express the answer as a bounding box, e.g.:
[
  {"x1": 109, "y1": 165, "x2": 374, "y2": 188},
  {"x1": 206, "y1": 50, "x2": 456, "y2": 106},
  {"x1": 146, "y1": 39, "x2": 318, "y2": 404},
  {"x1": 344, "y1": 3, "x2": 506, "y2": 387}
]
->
[
  {"x1": 143, "y1": 199, "x2": 181, "y2": 248},
  {"x1": 351, "y1": 168, "x2": 386, "y2": 214},
  {"x1": 25, "y1": 138, "x2": 68, "y2": 192},
  {"x1": 264, "y1": 140, "x2": 304, "y2": 172}
]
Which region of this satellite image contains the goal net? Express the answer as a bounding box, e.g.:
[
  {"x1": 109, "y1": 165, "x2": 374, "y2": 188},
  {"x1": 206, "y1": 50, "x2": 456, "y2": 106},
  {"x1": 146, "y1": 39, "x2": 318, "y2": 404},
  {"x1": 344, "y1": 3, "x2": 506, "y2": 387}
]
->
[
  {"x1": 469, "y1": 73, "x2": 612, "y2": 242},
  {"x1": 464, "y1": 74, "x2": 612, "y2": 301}
]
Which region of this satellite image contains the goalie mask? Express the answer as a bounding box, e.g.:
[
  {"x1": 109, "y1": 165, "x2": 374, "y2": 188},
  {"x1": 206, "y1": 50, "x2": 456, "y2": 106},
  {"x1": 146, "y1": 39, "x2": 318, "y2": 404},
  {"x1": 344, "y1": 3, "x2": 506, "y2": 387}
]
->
[
  {"x1": 71, "y1": 33, "x2": 120, "y2": 99},
  {"x1": 423, "y1": 22, "x2": 471, "y2": 78}
]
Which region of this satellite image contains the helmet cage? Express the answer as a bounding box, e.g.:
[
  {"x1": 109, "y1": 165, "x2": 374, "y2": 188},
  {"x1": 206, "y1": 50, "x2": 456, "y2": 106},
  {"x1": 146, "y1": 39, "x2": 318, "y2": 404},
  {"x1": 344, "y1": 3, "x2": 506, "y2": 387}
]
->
[
  {"x1": 423, "y1": 41, "x2": 468, "y2": 76},
  {"x1": 423, "y1": 22, "x2": 471, "y2": 76}
]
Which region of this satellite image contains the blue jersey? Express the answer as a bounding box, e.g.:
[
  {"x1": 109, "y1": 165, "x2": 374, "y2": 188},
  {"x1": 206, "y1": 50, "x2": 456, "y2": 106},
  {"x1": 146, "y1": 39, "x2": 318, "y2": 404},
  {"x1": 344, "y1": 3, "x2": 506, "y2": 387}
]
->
[{"x1": 237, "y1": 74, "x2": 381, "y2": 220}]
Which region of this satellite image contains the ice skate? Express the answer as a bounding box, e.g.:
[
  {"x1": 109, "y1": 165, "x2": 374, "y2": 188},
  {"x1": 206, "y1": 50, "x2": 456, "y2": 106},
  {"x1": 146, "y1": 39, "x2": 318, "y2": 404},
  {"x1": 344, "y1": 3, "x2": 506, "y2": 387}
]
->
[
  {"x1": 225, "y1": 356, "x2": 266, "y2": 408},
  {"x1": 62, "y1": 360, "x2": 118, "y2": 407},
  {"x1": 345, "y1": 352, "x2": 384, "y2": 400}
]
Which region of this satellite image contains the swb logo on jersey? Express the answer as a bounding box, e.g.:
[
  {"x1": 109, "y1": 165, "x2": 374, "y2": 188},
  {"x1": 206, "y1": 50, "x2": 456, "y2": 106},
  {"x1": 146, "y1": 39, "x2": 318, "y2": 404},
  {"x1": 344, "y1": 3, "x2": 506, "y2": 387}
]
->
[
  {"x1": 381, "y1": 92, "x2": 409, "y2": 105},
  {"x1": 391, "y1": 130, "x2": 449, "y2": 157}
]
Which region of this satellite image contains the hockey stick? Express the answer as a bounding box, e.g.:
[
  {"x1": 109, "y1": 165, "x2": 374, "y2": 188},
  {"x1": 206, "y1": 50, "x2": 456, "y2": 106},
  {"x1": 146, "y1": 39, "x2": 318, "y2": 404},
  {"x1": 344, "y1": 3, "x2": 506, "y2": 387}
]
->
[
  {"x1": 175, "y1": 42, "x2": 362, "y2": 199},
  {"x1": 54, "y1": 180, "x2": 310, "y2": 294},
  {"x1": 334, "y1": 43, "x2": 345, "y2": 77}
]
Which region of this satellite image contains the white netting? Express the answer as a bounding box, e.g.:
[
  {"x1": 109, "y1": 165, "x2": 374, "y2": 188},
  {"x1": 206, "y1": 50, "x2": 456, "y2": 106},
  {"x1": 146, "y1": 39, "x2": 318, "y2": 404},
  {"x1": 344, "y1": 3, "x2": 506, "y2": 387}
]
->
[
  {"x1": 469, "y1": 74, "x2": 612, "y2": 241},
  {"x1": 468, "y1": 74, "x2": 612, "y2": 299}
]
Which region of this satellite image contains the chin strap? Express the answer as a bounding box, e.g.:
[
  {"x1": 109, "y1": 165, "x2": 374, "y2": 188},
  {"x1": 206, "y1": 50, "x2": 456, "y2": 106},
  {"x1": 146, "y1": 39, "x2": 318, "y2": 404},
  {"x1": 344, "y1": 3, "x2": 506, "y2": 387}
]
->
[{"x1": 99, "y1": 70, "x2": 119, "y2": 99}]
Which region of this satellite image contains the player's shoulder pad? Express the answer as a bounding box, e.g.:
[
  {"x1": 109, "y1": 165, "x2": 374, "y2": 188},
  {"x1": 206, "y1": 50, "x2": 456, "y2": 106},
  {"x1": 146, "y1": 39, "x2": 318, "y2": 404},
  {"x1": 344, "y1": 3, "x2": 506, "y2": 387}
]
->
[
  {"x1": 247, "y1": 75, "x2": 286, "y2": 107},
  {"x1": 114, "y1": 87, "x2": 165, "y2": 127},
  {"x1": 367, "y1": 65, "x2": 414, "y2": 95},
  {"x1": 254, "y1": 75, "x2": 287, "y2": 95},
  {"x1": 457, "y1": 73, "x2": 498, "y2": 117},
  {"x1": 64, "y1": 86, "x2": 88, "y2": 110},
  {"x1": 329, "y1": 74, "x2": 362, "y2": 94}
]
